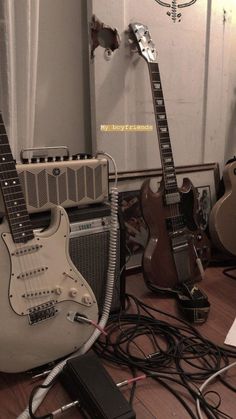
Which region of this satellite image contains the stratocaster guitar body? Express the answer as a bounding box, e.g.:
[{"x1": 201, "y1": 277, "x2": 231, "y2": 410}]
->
[
  {"x1": 0, "y1": 114, "x2": 98, "y2": 373},
  {"x1": 129, "y1": 23, "x2": 210, "y2": 289},
  {"x1": 0, "y1": 208, "x2": 98, "y2": 372},
  {"x1": 209, "y1": 161, "x2": 236, "y2": 255},
  {"x1": 141, "y1": 178, "x2": 210, "y2": 289},
  {"x1": 0, "y1": 206, "x2": 98, "y2": 373}
]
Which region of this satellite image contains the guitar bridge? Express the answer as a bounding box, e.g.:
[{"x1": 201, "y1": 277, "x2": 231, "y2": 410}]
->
[{"x1": 28, "y1": 300, "x2": 57, "y2": 325}]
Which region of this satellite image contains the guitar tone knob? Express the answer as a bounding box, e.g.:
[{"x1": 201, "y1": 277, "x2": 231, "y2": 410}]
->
[
  {"x1": 82, "y1": 294, "x2": 92, "y2": 305},
  {"x1": 69, "y1": 288, "x2": 78, "y2": 297}
]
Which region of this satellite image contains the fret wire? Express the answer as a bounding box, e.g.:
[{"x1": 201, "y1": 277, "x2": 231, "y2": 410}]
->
[
  {"x1": 5, "y1": 197, "x2": 25, "y2": 203},
  {"x1": 0, "y1": 112, "x2": 34, "y2": 242},
  {"x1": 13, "y1": 234, "x2": 33, "y2": 241},
  {"x1": 12, "y1": 227, "x2": 34, "y2": 234},
  {"x1": 6, "y1": 204, "x2": 26, "y2": 210},
  {"x1": 0, "y1": 168, "x2": 17, "y2": 174},
  {"x1": 0, "y1": 167, "x2": 16, "y2": 175},
  {"x1": 11, "y1": 223, "x2": 32, "y2": 229},
  {"x1": 2, "y1": 190, "x2": 22, "y2": 197},
  {"x1": 1, "y1": 185, "x2": 21, "y2": 192},
  {"x1": 11, "y1": 218, "x2": 31, "y2": 226},
  {"x1": 8, "y1": 218, "x2": 28, "y2": 226},
  {"x1": 149, "y1": 61, "x2": 178, "y2": 193},
  {"x1": 7, "y1": 208, "x2": 28, "y2": 215}
]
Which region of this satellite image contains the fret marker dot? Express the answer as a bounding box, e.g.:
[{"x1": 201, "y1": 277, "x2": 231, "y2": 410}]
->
[
  {"x1": 4, "y1": 182, "x2": 8, "y2": 186},
  {"x1": 13, "y1": 181, "x2": 16, "y2": 184},
  {"x1": 14, "y1": 201, "x2": 17, "y2": 205},
  {"x1": 22, "y1": 233, "x2": 25, "y2": 236},
  {"x1": 19, "y1": 224, "x2": 22, "y2": 227},
  {"x1": 17, "y1": 213, "x2": 20, "y2": 217},
  {"x1": 2, "y1": 157, "x2": 5, "y2": 161}
]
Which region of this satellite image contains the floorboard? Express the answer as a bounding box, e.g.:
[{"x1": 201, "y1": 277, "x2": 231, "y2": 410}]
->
[{"x1": 0, "y1": 267, "x2": 235, "y2": 419}]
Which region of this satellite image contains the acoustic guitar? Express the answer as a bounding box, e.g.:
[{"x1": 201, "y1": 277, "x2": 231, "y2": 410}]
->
[
  {"x1": 0, "y1": 113, "x2": 98, "y2": 373},
  {"x1": 129, "y1": 23, "x2": 210, "y2": 290},
  {"x1": 209, "y1": 160, "x2": 236, "y2": 256}
]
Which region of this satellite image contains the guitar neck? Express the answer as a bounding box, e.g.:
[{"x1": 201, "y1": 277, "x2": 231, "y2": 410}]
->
[
  {"x1": 148, "y1": 62, "x2": 178, "y2": 194},
  {"x1": 0, "y1": 114, "x2": 34, "y2": 243}
]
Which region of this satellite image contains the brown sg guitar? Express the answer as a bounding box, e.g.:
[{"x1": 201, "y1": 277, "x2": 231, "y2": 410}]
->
[
  {"x1": 129, "y1": 23, "x2": 210, "y2": 291},
  {"x1": 209, "y1": 160, "x2": 236, "y2": 256}
]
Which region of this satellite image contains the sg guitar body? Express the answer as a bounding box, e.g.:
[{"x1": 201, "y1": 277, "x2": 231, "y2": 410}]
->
[{"x1": 141, "y1": 177, "x2": 210, "y2": 289}]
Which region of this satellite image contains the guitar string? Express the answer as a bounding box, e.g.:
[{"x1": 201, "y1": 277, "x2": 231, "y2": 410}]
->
[
  {"x1": 14, "y1": 181, "x2": 57, "y2": 312},
  {"x1": 9, "y1": 156, "x2": 41, "y2": 311},
  {"x1": 0, "y1": 130, "x2": 31, "y2": 312},
  {"x1": 1, "y1": 117, "x2": 85, "y2": 327},
  {"x1": 151, "y1": 63, "x2": 179, "y2": 234},
  {"x1": 5, "y1": 150, "x2": 38, "y2": 311},
  {"x1": 0, "y1": 119, "x2": 46, "y2": 314},
  {"x1": 151, "y1": 62, "x2": 198, "y2": 279},
  {"x1": 149, "y1": 63, "x2": 180, "y2": 240}
]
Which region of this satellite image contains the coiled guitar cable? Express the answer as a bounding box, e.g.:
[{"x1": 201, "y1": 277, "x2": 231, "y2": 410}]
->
[{"x1": 18, "y1": 152, "x2": 119, "y2": 419}]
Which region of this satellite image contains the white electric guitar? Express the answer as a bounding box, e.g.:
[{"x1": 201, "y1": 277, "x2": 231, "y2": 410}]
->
[{"x1": 0, "y1": 114, "x2": 98, "y2": 373}]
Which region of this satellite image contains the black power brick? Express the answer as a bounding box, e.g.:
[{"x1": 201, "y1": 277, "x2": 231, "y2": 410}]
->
[{"x1": 60, "y1": 351, "x2": 136, "y2": 419}]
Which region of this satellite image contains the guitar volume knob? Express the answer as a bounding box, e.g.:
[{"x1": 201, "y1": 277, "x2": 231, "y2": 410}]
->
[
  {"x1": 81, "y1": 294, "x2": 92, "y2": 305},
  {"x1": 69, "y1": 288, "x2": 78, "y2": 297}
]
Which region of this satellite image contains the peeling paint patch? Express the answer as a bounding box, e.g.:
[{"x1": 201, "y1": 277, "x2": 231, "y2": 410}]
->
[{"x1": 90, "y1": 15, "x2": 120, "y2": 59}]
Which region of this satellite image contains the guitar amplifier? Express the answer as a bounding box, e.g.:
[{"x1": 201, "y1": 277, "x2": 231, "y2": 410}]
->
[
  {"x1": 0, "y1": 157, "x2": 109, "y2": 214},
  {"x1": 30, "y1": 205, "x2": 126, "y2": 314}
]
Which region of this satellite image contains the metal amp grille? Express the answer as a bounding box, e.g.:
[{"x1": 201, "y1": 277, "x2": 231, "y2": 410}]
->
[
  {"x1": 13, "y1": 158, "x2": 108, "y2": 213},
  {"x1": 69, "y1": 219, "x2": 121, "y2": 314}
]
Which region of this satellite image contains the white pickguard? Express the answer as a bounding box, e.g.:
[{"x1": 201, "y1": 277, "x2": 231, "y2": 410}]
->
[{"x1": 0, "y1": 206, "x2": 98, "y2": 373}]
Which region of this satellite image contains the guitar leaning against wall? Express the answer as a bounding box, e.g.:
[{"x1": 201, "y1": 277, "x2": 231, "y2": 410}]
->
[
  {"x1": 129, "y1": 23, "x2": 210, "y2": 292},
  {"x1": 209, "y1": 160, "x2": 236, "y2": 256},
  {"x1": 0, "y1": 113, "x2": 98, "y2": 373}
]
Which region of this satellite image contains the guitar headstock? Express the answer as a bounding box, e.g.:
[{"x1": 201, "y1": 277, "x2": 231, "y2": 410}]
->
[{"x1": 129, "y1": 22, "x2": 156, "y2": 63}]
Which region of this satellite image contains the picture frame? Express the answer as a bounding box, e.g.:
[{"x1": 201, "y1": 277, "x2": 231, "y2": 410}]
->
[{"x1": 110, "y1": 163, "x2": 220, "y2": 270}]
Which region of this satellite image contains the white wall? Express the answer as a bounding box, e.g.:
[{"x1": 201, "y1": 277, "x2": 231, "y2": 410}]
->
[
  {"x1": 2, "y1": 0, "x2": 236, "y2": 170},
  {"x1": 33, "y1": 0, "x2": 91, "y2": 157},
  {"x1": 89, "y1": 0, "x2": 236, "y2": 172}
]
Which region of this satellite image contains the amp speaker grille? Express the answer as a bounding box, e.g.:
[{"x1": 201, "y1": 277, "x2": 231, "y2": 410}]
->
[
  {"x1": 9, "y1": 158, "x2": 108, "y2": 214},
  {"x1": 69, "y1": 228, "x2": 121, "y2": 314},
  {"x1": 27, "y1": 205, "x2": 125, "y2": 315}
]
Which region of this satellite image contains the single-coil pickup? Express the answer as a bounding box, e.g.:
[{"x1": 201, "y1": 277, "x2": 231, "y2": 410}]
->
[
  {"x1": 22, "y1": 289, "x2": 54, "y2": 299},
  {"x1": 12, "y1": 244, "x2": 42, "y2": 256},
  {"x1": 28, "y1": 300, "x2": 57, "y2": 325},
  {"x1": 17, "y1": 266, "x2": 48, "y2": 279}
]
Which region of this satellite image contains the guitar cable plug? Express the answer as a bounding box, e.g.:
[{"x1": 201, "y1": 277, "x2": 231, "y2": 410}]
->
[
  {"x1": 52, "y1": 400, "x2": 80, "y2": 417},
  {"x1": 192, "y1": 243, "x2": 205, "y2": 280},
  {"x1": 51, "y1": 374, "x2": 146, "y2": 417},
  {"x1": 73, "y1": 313, "x2": 108, "y2": 336}
]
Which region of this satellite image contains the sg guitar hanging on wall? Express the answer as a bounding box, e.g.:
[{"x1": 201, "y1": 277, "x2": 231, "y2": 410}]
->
[
  {"x1": 129, "y1": 23, "x2": 210, "y2": 291},
  {"x1": 0, "y1": 114, "x2": 98, "y2": 373}
]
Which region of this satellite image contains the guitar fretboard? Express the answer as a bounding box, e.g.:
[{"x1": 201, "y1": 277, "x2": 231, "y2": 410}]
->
[
  {"x1": 0, "y1": 115, "x2": 34, "y2": 243},
  {"x1": 148, "y1": 62, "x2": 178, "y2": 195}
]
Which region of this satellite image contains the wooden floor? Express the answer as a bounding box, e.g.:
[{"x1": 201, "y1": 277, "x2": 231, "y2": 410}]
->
[{"x1": 0, "y1": 267, "x2": 235, "y2": 419}]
